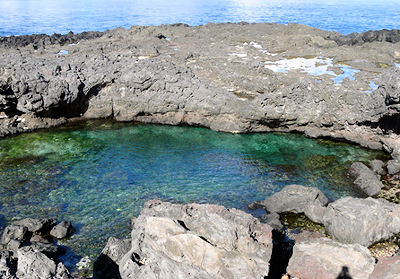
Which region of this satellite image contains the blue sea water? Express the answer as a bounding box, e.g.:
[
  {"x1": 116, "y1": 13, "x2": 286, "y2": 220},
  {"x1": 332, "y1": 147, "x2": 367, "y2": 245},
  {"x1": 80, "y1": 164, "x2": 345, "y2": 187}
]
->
[{"x1": 0, "y1": 0, "x2": 399, "y2": 36}]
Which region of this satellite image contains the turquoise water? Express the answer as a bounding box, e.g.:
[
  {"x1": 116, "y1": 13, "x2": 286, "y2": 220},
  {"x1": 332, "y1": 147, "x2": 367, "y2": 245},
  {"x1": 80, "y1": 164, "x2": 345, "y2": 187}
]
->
[
  {"x1": 0, "y1": 0, "x2": 399, "y2": 36},
  {"x1": 0, "y1": 121, "x2": 385, "y2": 259}
]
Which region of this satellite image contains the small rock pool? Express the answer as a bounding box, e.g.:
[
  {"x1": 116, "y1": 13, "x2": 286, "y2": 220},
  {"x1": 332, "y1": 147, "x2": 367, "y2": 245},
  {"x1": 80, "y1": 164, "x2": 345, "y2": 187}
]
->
[{"x1": 0, "y1": 121, "x2": 385, "y2": 262}]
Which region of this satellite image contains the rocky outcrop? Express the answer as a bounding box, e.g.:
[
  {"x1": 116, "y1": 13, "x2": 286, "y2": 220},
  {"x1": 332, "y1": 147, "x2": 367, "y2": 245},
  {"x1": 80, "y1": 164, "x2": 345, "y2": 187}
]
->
[
  {"x1": 119, "y1": 200, "x2": 273, "y2": 279},
  {"x1": 287, "y1": 237, "x2": 375, "y2": 279},
  {"x1": 1, "y1": 23, "x2": 400, "y2": 152},
  {"x1": 0, "y1": 218, "x2": 75, "y2": 279},
  {"x1": 0, "y1": 31, "x2": 104, "y2": 49},
  {"x1": 250, "y1": 186, "x2": 400, "y2": 247},
  {"x1": 348, "y1": 162, "x2": 383, "y2": 196},
  {"x1": 326, "y1": 29, "x2": 400, "y2": 46}
]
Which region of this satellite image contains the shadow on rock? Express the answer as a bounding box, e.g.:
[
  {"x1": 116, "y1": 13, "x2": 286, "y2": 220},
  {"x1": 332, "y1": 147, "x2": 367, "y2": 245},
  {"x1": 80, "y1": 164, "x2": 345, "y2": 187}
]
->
[
  {"x1": 266, "y1": 230, "x2": 294, "y2": 279},
  {"x1": 93, "y1": 254, "x2": 122, "y2": 279},
  {"x1": 337, "y1": 266, "x2": 353, "y2": 279}
]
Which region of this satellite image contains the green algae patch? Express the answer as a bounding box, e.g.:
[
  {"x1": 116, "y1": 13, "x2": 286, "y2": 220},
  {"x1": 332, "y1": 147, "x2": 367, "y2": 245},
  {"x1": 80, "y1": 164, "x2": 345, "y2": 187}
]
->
[
  {"x1": 285, "y1": 55, "x2": 317, "y2": 60},
  {"x1": 233, "y1": 90, "x2": 256, "y2": 99},
  {"x1": 281, "y1": 212, "x2": 327, "y2": 235},
  {"x1": 376, "y1": 62, "x2": 390, "y2": 68},
  {"x1": 369, "y1": 240, "x2": 399, "y2": 259}
]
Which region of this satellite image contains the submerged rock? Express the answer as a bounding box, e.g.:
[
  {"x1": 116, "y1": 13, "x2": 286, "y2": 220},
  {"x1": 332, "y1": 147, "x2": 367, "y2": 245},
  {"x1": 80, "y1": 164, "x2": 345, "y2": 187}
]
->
[
  {"x1": 287, "y1": 237, "x2": 375, "y2": 279},
  {"x1": 119, "y1": 200, "x2": 273, "y2": 279}
]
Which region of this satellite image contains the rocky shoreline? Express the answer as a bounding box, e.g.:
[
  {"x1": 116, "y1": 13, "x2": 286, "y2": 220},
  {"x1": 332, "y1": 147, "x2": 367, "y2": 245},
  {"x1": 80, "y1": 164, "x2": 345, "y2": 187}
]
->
[
  {"x1": 1, "y1": 23, "x2": 400, "y2": 150},
  {"x1": 1, "y1": 22, "x2": 400, "y2": 278}
]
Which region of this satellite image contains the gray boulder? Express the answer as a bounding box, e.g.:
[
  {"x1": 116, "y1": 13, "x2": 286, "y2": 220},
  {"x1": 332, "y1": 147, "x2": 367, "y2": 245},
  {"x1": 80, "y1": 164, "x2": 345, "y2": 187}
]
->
[
  {"x1": 260, "y1": 213, "x2": 283, "y2": 230},
  {"x1": 50, "y1": 221, "x2": 74, "y2": 239},
  {"x1": 322, "y1": 197, "x2": 400, "y2": 246},
  {"x1": 119, "y1": 200, "x2": 273, "y2": 279},
  {"x1": 16, "y1": 246, "x2": 71, "y2": 279},
  {"x1": 287, "y1": 237, "x2": 375, "y2": 279},
  {"x1": 370, "y1": 159, "x2": 386, "y2": 175},
  {"x1": 348, "y1": 162, "x2": 383, "y2": 197},
  {"x1": 93, "y1": 237, "x2": 131, "y2": 279},
  {"x1": 29, "y1": 242, "x2": 65, "y2": 258},
  {"x1": 387, "y1": 157, "x2": 400, "y2": 175},
  {"x1": 251, "y1": 185, "x2": 329, "y2": 214},
  {"x1": 12, "y1": 218, "x2": 56, "y2": 234},
  {"x1": 1, "y1": 225, "x2": 29, "y2": 245},
  {"x1": 369, "y1": 254, "x2": 400, "y2": 279}
]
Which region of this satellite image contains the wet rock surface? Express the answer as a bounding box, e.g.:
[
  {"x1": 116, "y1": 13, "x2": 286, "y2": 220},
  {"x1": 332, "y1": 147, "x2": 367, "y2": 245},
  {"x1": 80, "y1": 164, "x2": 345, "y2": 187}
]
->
[
  {"x1": 0, "y1": 23, "x2": 400, "y2": 152},
  {"x1": 118, "y1": 200, "x2": 273, "y2": 279}
]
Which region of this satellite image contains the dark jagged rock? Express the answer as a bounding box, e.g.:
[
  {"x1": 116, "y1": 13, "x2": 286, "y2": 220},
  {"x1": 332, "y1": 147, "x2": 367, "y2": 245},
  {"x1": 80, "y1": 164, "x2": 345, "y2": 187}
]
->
[
  {"x1": 0, "y1": 250, "x2": 17, "y2": 279},
  {"x1": 12, "y1": 218, "x2": 56, "y2": 235},
  {"x1": 348, "y1": 162, "x2": 383, "y2": 196},
  {"x1": 0, "y1": 218, "x2": 74, "y2": 279},
  {"x1": 119, "y1": 200, "x2": 273, "y2": 279},
  {"x1": 326, "y1": 29, "x2": 400, "y2": 46},
  {"x1": 28, "y1": 242, "x2": 65, "y2": 258},
  {"x1": 93, "y1": 237, "x2": 131, "y2": 279},
  {"x1": 1, "y1": 225, "x2": 29, "y2": 245},
  {"x1": 0, "y1": 31, "x2": 104, "y2": 49}
]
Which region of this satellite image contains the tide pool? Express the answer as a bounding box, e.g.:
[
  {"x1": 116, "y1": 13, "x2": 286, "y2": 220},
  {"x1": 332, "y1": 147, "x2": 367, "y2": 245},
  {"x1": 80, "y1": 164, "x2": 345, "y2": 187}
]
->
[{"x1": 0, "y1": 121, "x2": 385, "y2": 261}]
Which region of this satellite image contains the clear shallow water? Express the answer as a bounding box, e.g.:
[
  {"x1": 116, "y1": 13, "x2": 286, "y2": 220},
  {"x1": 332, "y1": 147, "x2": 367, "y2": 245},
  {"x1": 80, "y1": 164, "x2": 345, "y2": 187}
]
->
[
  {"x1": 0, "y1": 121, "x2": 385, "y2": 260},
  {"x1": 0, "y1": 0, "x2": 399, "y2": 36}
]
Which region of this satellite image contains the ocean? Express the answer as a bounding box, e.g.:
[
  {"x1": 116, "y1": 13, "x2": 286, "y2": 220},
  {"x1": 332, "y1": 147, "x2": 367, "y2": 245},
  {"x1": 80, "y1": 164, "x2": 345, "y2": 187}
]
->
[{"x1": 0, "y1": 0, "x2": 399, "y2": 36}]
